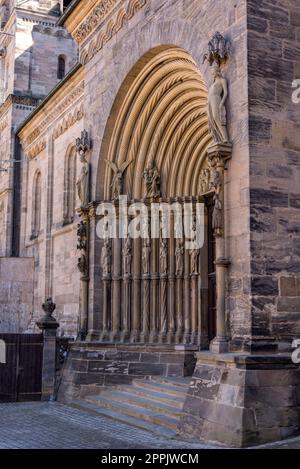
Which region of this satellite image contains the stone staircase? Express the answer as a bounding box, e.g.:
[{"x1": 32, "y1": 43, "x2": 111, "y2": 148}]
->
[{"x1": 70, "y1": 376, "x2": 191, "y2": 437}]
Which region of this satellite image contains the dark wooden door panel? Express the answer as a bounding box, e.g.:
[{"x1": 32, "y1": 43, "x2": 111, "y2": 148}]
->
[{"x1": 0, "y1": 333, "x2": 43, "y2": 402}]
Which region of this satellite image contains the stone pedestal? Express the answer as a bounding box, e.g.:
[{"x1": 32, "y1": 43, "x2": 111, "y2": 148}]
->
[
  {"x1": 36, "y1": 299, "x2": 59, "y2": 401},
  {"x1": 178, "y1": 351, "x2": 300, "y2": 447}
]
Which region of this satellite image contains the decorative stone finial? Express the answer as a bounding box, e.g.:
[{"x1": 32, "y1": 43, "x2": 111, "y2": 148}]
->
[
  {"x1": 36, "y1": 298, "x2": 59, "y2": 330},
  {"x1": 203, "y1": 32, "x2": 230, "y2": 67}
]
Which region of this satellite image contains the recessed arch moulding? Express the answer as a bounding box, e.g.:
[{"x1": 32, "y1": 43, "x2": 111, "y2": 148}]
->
[{"x1": 97, "y1": 45, "x2": 212, "y2": 201}]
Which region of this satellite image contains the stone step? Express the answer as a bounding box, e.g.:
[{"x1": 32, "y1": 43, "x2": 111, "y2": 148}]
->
[
  {"x1": 133, "y1": 379, "x2": 187, "y2": 398},
  {"x1": 70, "y1": 400, "x2": 176, "y2": 438},
  {"x1": 149, "y1": 376, "x2": 191, "y2": 388},
  {"x1": 85, "y1": 395, "x2": 180, "y2": 430},
  {"x1": 98, "y1": 389, "x2": 184, "y2": 417},
  {"x1": 118, "y1": 385, "x2": 184, "y2": 408}
]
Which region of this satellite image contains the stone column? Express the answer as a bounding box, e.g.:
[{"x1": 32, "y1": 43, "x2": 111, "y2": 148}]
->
[
  {"x1": 183, "y1": 247, "x2": 191, "y2": 344},
  {"x1": 168, "y1": 225, "x2": 176, "y2": 343},
  {"x1": 175, "y1": 239, "x2": 184, "y2": 343},
  {"x1": 86, "y1": 203, "x2": 102, "y2": 341},
  {"x1": 131, "y1": 238, "x2": 141, "y2": 342},
  {"x1": 150, "y1": 238, "x2": 159, "y2": 342},
  {"x1": 36, "y1": 298, "x2": 59, "y2": 401},
  {"x1": 111, "y1": 231, "x2": 121, "y2": 342},
  {"x1": 207, "y1": 143, "x2": 232, "y2": 354},
  {"x1": 77, "y1": 209, "x2": 90, "y2": 341},
  {"x1": 122, "y1": 236, "x2": 132, "y2": 342},
  {"x1": 141, "y1": 238, "x2": 151, "y2": 342}
]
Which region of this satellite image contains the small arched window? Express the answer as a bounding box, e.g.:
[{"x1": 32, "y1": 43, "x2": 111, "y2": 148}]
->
[
  {"x1": 31, "y1": 171, "x2": 41, "y2": 239},
  {"x1": 63, "y1": 147, "x2": 76, "y2": 225},
  {"x1": 57, "y1": 55, "x2": 66, "y2": 80}
]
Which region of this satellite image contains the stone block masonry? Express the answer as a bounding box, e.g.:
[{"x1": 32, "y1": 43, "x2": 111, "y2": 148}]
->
[
  {"x1": 0, "y1": 257, "x2": 34, "y2": 332},
  {"x1": 58, "y1": 343, "x2": 197, "y2": 402}
]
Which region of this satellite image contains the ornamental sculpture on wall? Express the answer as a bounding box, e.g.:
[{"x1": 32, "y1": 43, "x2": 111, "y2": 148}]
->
[
  {"x1": 143, "y1": 160, "x2": 161, "y2": 198},
  {"x1": 76, "y1": 130, "x2": 91, "y2": 208},
  {"x1": 105, "y1": 159, "x2": 133, "y2": 200},
  {"x1": 204, "y1": 32, "x2": 231, "y2": 145}
]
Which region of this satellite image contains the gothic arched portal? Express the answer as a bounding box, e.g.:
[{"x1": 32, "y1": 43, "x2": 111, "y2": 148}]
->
[
  {"x1": 99, "y1": 45, "x2": 211, "y2": 200},
  {"x1": 95, "y1": 46, "x2": 215, "y2": 346}
]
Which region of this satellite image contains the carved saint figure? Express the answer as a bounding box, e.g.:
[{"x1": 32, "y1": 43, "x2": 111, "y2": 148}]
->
[
  {"x1": 123, "y1": 236, "x2": 132, "y2": 275},
  {"x1": 212, "y1": 192, "x2": 223, "y2": 237},
  {"x1": 143, "y1": 160, "x2": 160, "y2": 198},
  {"x1": 190, "y1": 249, "x2": 200, "y2": 274},
  {"x1": 105, "y1": 159, "x2": 133, "y2": 200},
  {"x1": 160, "y1": 238, "x2": 168, "y2": 275},
  {"x1": 101, "y1": 238, "x2": 111, "y2": 276},
  {"x1": 175, "y1": 240, "x2": 184, "y2": 276},
  {"x1": 208, "y1": 66, "x2": 229, "y2": 144},
  {"x1": 76, "y1": 153, "x2": 90, "y2": 207},
  {"x1": 78, "y1": 254, "x2": 88, "y2": 276},
  {"x1": 142, "y1": 238, "x2": 151, "y2": 275},
  {"x1": 200, "y1": 168, "x2": 211, "y2": 194}
]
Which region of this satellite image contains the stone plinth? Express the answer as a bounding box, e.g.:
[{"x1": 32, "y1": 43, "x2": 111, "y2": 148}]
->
[
  {"x1": 178, "y1": 351, "x2": 300, "y2": 447},
  {"x1": 57, "y1": 342, "x2": 198, "y2": 402}
]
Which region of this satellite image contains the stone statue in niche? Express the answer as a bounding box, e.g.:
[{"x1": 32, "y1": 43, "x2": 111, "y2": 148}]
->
[
  {"x1": 200, "y1": 168, "x2": 211, "y2": 194},
  {"x1": 142, "y1": 238, "x2": 151, "y2": 275},
  {"x1": 190, "y1": 249, "x2": 200, "y2": 274},
  {"x1": 105, "y1": 159, "x2": 133, "y2": 200},
  {"x1": 175, "y1": 240, "x2": 184, "y2": 276},
  {"x1": 143, "y1": 160, "x2": 160, "y2": 198},
  {"x1": 208, "y1": 66, "x2": 229, "y2": 144},
  {"x1": 77, "y1": 154, "x2": 90, "y2": 207},
  {"x1": 123, "y1": 236, "x2": 132, "y2": 275},
  {"x1": 76, "y1": 130, "x2": 91, "y2": 207},
  {"x1": 212, "y1": 192, "x2": 223, "y2": 237},
  {"x1": 77, "y1": 253, "x2": 88, "y2": 276},
  {"x1": 160, "y1": 238, "x2": 168, "y2": 275},
  {"x1": 101, "y1": 238, "x2": 111, "y2": 276}
]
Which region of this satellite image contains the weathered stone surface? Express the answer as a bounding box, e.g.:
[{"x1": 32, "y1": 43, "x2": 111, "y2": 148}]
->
[{"x1": 180, "y1": 352, "x2": 300, "y2": 447}]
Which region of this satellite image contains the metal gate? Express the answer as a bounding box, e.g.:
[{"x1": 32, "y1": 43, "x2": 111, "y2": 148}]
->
[{"x1": 0, "y1": 333, "x2": 43, "y2": 402}]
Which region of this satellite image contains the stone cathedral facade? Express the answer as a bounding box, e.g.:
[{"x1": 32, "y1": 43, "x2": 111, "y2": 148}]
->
[{"x1": 0, "y1": 0, "x2": 300, "y2": 447}]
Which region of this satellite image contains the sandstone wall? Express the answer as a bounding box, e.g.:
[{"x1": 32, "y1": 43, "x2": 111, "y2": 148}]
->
[
  {"x1": 0, "y1": 257, "x2": 34, "y2": 332},
  {"x1": 248, "y1": 0, "x2": 300, "y2": 349},
  {"x1": 81, "y1": 0, "x2": 251, "y2": 348}
]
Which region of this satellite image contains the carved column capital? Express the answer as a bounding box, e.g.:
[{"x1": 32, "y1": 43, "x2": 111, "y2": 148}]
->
[{"x1": 207, "y1": 142, "x2": 232, "y2": 168}]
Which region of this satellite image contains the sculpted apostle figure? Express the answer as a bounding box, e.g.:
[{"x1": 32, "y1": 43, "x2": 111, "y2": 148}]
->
[
  {"x1": 77, "y1": 153, "x2": 90, "y2": 207},
  {"x1": 175, "y1": 240, "x2": 184, "y2": 276},
  {"x1": 143, "y1": 160, "x2": 160, "y2": 198},
  {"x1": 208, "y1": 66, "x2": 229, "y2": 144},
  {"x1": 101, "y1": 238, "x2": 111, "y2": 276},
  {"x1": 123, "y1": 236, "x2": 132, "y2": 275},
  {"x1": 142, "y1": 238, "x2": 151, "y2": 275}
]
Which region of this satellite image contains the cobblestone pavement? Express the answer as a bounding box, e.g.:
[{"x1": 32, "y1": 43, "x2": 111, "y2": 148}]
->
[
  {"x1": 0, "y1": 402, "x2": 299, "y2": 449},
  {"x1": 0, "y1": 402, "x2": 216, "y2": 449}
]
